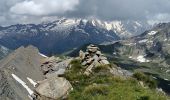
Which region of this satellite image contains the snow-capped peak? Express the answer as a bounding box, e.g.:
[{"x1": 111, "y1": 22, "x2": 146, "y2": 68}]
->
[
  {"x1": 3, "y1": 18, "x2": 151, "y2": 39},
  {"x1": 91, "y1": 20, "x2": 96, "y2": 26},
  {"x1": 88, "y1": 19, "x2": 123, "y2": 32},
  {"x1": 104, "y1": 22, "x2": 112, "y2": 30},
  {"x1": 60, "y1": 19, "x2": 80, "y2": 26},
  {"x1": 110, "y1": 21, "x2": 124, "y2": 32}
]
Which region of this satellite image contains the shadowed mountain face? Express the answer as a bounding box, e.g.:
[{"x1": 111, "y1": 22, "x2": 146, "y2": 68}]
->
[{"x1": 0, "y1": 18, "x2": 151, "y2": 55}]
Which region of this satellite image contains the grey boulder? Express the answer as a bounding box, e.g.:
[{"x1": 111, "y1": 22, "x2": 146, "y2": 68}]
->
[{"x1": 36, "y1": 77, "x2": 72, "y2": 100}]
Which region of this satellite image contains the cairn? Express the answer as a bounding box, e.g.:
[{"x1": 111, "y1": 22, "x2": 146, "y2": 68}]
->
[{"x1": 79, "y1": 44, "x2": 110, "y2": 75}]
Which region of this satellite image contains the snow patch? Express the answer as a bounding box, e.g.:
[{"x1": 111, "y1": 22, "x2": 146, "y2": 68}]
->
[
  {"x1": 104, "y1": 22, "x2": 112, "y2": 30},
  {"x1": 113, "y1": 52, "x2": 117, "y2": 55},
  {"x1": 11, "y1": 74, "x2": 34, "y2": 95},
  {"x1": 166, "y1": 70, "x2": 170, "y2": 73},
  {"x1": 135, "y1": 21, "x2": 142, "y2": 27},
  {"x1": 129, "y1": 55, "x2": 149, "y2": 63},
  {"x1": 62, "y1": 19, "x2": 79, "y2": 26},
  {"x1": 157, "y1": 88, "x2": 164, "y2": 93},
  {"x1": 139, "y1": 39, "x2": 148, "y2": 43},
  {"x1": 125, "y1": 43, "x2": 136, "y2": 46},
  {"x1": 82, "y1": 19, "x2": 88, "y2": 24},
  {"x1": 148, "y1": 31, "x2": 157, "y2": 35},
  {"x1": 153, "y1": 77, "x2": 157, "y2": 79},
  {"x1": 27, "y1": 77, "x2": 37, "y2": 87},
  {"x1": 164, "y1": 78, "x2": 169, "y2": 81},
  {"x1": 129, "y1": 56, "x2": 132, "y2": 59},
  {"x1": 137, "y1": 55, "x2": 150, "y2": 63},
  {"x1": 96, "y1": 19, "x2": 102, "y2": 25},
  {"x1": 91, "y1": 20, "x2": 96, "y2": 26},
  {"x1": 164, "y1": 39, "x2": 167, "y2": 41},
  {"x1": 39, "y1": 53, "x2": 48, "y2": 58},
  {"x1": 111, "y1": 21, "x2": 123, "y2": 32}
]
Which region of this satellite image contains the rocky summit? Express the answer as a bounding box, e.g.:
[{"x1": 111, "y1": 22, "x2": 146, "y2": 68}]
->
[{"x1": 0, "y1": 45, "x2": 73, "y2": 100}]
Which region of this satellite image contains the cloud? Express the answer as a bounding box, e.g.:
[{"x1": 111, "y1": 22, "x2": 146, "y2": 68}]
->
[
  {"x1": 1, "y1": 0, "x2": 170, "y2": 25},
  {"x1": 10, "y1": 0, "x2": 79, "y2": 16},
  {"x1": 66, "y1": 0, "x2": 170, "y2": 21}
]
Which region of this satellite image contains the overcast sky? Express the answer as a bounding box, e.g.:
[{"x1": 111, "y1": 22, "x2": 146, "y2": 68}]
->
[{"x1": 1, "y1": 0, "x2": 170, "y2": 26}]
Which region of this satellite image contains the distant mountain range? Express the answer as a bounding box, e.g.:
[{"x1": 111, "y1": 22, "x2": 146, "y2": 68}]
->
[
  {"x1": 68, "y1": 22, "x2": 170, "y2": 67},
  {"x1": 0, "y1": 18, "x2": 152, "y2": 55},
  {"x1": 0, "y1": 18, "x2": 170, "y2": 97},
  {"x1": 67, "y1": 23, "x2": 170, "y2": 94},
  {"x1": 85, "y1": 22, "x2": 170, "y2": 69}
]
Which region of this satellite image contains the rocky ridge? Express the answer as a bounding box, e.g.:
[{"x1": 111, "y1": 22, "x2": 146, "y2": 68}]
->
[{"x1": 0, "y1": 46, "x2": 73, "y2": 100}]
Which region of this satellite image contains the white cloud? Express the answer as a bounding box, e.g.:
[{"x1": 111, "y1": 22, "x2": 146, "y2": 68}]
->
[
  {"x1": 0, "y1": 0, "x2": 170, "y2": 25},
  {"x1": 10, "y1": 0, "x2": 79, "y2": 16},
  {"x1": 153, "y1": 13, "x2": 170, "y2": 21},
  {"x1": 147, "y1": 13, "x2": 170, "y2": 25}
]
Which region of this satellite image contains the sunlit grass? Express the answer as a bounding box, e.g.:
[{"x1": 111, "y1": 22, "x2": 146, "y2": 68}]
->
[{"x1": 64, "y1": 59, "x2": 169, "y2": 100}]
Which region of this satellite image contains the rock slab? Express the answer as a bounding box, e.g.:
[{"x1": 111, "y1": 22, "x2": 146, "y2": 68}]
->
[{"x1": 36, "y1": 77, "x2": 72, "y2": 100}]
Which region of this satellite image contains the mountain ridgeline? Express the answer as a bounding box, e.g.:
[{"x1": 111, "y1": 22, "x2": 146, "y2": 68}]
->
[{"x1": 0, "y1": 18, "x2": 151, "y2": 55}]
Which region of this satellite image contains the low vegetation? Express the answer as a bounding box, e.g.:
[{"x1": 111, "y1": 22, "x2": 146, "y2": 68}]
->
[
  {"x1": 64, "y1": 59, "x2": 169, "y2": 100},
  {"x1": 133, "y1": 71, "x2": 157, "y2": 89}
]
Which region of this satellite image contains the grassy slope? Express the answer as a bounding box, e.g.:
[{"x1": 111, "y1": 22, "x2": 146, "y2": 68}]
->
[
  {"x1": 111, "y1": 55, "x2": 170, "y2": 80},
  {"x1": 64, "y1": 59, "x2": 169, "y2": 100}
]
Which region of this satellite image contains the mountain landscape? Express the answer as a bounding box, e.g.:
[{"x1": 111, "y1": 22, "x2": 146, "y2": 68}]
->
[
  {"x1": 67, "y1": 22, "x2": 170, "y2": 95},
  {"x1": 0, "y1": 44, "x2": 169, "y2": 100},
  {"x1": 1, "y1": 0, "x2": 170, "y2": 99},
  {"x1": 0, "y1": 18, "x2": 169, "y2": 99},
  {"x1": 0, "y1": 18, "x2": 151, "y2": 55}
]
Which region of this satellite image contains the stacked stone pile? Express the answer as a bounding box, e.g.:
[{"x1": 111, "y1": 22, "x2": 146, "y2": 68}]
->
[{"x1": 79, "y1": 44, "x2": 110, "y2": 75}]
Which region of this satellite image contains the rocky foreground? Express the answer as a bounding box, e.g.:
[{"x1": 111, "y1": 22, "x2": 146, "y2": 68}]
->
[
  {"x1": 0, "y1": 46, "x2": 73, "y2": 100},
  {"x1": 0, "y1": 45, "x2": 169, "y2": 100}
]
